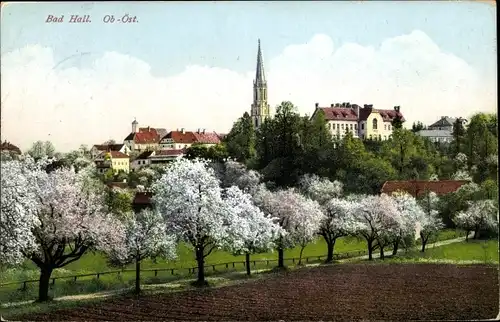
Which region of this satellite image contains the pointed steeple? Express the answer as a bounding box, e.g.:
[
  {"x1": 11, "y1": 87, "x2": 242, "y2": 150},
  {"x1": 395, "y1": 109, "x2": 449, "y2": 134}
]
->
[{"x1": 255, "y1": 39, "x2": 266, "y2": 84}]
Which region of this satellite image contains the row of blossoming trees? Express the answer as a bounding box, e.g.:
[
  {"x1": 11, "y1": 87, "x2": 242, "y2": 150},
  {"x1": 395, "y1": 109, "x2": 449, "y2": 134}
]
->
[{"x1": 1, "y1": 157, "x2": 497, "y2": 302}]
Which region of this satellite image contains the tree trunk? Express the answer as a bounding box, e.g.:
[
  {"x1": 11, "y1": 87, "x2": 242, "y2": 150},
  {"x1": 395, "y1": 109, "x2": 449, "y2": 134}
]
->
[
  {"x1": 326, "y1": 239, "x2": 336, "y2": 263},
  {"x1": 277, "y1": 248, "x2": 284, "y2": 268},
  {"x1": 465, "y1": 230, "x2": 470, "y2": 242},
  {"x1": 245, "y1": 253, "x2": 251, "y2": 276},
  {"x1": 380, "y1": 246, "x2": 385, "y2": 260},
  {"x1": 392, "y1": 240, "x2": 399, "y2": 255},
  {"x1": 196, "y1": 247, "x2": 205, "y2": 285},
  {"x1": 298, "y1": 245, "x2": 306, "y2": 266},
  {"x1": 421, "y1": 237, "x2": 428, "y2": 252},
  {"x1": 38, "y1": 267, "x2": 53, "y2": 302},
  {"x1": 367, "y1": 239, "x2": 373, "y2": 260},
  {"x1": 135, "y1": 256, "x2": 141, "y2": 294},
  {"x1": 474, "y1": 228, "x2": 480, "y2": 240}
]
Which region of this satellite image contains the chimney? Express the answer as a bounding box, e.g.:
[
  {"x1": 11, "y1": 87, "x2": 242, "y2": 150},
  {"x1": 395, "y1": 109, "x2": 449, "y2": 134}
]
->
[
  {"x1": 394, "y1": 106, "x2": 400, "y2": 112},
  {"x1": 351, "y1": 104, "x2": 360, "y2": 117},
  {"x1": 330, "y1": 103, "x2": 334, "y2": 108},
  {"x1": 346, "y1": 102, "x2": 350, "y2": 107},
  {"x1": 202, "y1": 129, "x2": 206, "y2": 134},
  {"x1": 147, "y1": 126, "x2": 151, "y2": 132},
  {"x1": 132, "y1": 118, "x2": 138, "y2": 133},
  {"x1": 197, "y1": 128, "x2": 201, "y2": 134},
  {"x1": 335, "y1": 103, "x2": 340, "y2": 107},
  {"x1": 315, "y1": 103, "x2": 319, "y2": 108},
  {"x1": 181, "y1": 128, "x2": 185, "y2": 134}
]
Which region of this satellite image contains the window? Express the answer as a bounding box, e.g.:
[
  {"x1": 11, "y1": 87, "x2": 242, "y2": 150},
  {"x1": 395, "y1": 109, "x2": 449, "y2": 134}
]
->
[
  {"x1": 354, "y1": 124, "x2": 358, "y2": 130},
  {"x1": 333, "y1": 123, "x2": 336, "y2": 130},
  {"x1": 388, "y1": 125, "x2": 391, "y2": 131},
  {"x1": 328, "y1": 123, "x2": 331, "y2": 129},
  {"x1": 372, "y1": 119, "x2": 378, "y2": 130},
  {"x1": 378, "y1": 134, "x2": 382, "y2": 140},
  {"x1": 349, "y1": 124, "x2": 353, "y2": 130},
  {"x1": 361, "y1": 123, "x2": 364, "y2": 130},
  {"x1": 341, "y1": 124, "x2": 344, "y2": 130},
  {"x1": 384, "y1": 124, "x2": 387, "y2": 130},
  {"x1": 384, "y1": 135, "x2": 387, "y2": 140}
]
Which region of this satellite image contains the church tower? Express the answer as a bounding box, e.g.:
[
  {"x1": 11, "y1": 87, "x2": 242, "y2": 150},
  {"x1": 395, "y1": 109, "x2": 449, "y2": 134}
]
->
[{"x1": 251, "y1": 39, "x2": 270, "y2": 129}]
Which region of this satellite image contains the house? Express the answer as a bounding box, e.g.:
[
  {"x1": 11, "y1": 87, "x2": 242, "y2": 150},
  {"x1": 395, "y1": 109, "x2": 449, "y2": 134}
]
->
[
  {"x1": 0, "y1": 141, "x2": 22, "y2": 155},
  {"x1": 380, "y1": 180, "x2": 470, "y2": 198},
  {"x1": 416, "y1": 116, "x2": 457, "y2": 143},
  {"x1": 192, "y1": 129, "x2": 222, "y2": 147},
  {"x1": 94, "y1": 151, "x2": 130, "y2": 174},
  {"x1": 311, "y1": 102, "x2": 405, "y2": 141},
  {"x1": 90, "y1": 143, "x2": 128, "y2": 159},
  {"x1": 130, "y1": 149, "x2": 186, "y2": 171},
  {"x1": 123, "y1": 119, "x2": 162, "y2": 152},
  {"x1": 159, "y1": 128, "x2": 222, "y2": 150}
]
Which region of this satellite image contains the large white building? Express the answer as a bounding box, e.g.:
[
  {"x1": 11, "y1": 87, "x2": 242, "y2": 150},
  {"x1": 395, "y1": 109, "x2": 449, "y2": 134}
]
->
[{"x1": 311, "y1": 102, "x2": 405, "y2": 140}]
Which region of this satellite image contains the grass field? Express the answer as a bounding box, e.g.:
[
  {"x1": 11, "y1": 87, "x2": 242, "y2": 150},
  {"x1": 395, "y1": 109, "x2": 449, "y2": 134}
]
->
[
  {"x1": 380, "y1": 240, "x2": 499, "y2": 264},
  {"x1": 0, "y1": 229, "x2": 468, "y2": 304}
]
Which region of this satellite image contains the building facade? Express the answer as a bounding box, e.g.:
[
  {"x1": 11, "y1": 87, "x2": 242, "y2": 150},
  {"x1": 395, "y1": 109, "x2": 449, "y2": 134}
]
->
[
  {"x1": 250, "y1": 39, "x2": 270, "y2": 129},
  {"x1": 312, "y1": 102, "x2": 405, "y2": 140},
  {"x1": 416, "y1": 116, "x2": 456, "y2": 143},
  {"x1": 123, "y1": 120, "x2": 161, "y2": 152}
]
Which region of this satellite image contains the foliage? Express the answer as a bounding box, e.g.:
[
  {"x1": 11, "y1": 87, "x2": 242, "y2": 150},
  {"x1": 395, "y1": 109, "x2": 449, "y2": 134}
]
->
[
  {"x1": 27, "y1": 141, "x2": 56, "y2": 160},
  {"x1": 454, "y1": 200, "x2": 498, "y2": 240},
  {"x1": 223, "y1": 112, "x2": 257, "y2": 164}
]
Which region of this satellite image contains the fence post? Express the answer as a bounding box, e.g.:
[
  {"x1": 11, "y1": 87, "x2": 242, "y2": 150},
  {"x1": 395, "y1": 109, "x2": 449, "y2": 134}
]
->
[
  {"x1": 22, "y1": 281, "x2": 27, "y2": 291},
  {"x1": 171, "y1": 269, "x2": 174, "y2": 275},
  {"x1": 292, "y1": 258, "x2": 295, "y2": 264},
  {"x1": 253, "y1": 261, "x2": 256, "y2": 267},
  {"x1": 232, "y1": 262, "x2": 235, "y2": 268},
  {"x1": 154, "y1": 270, "x2": 158, "y2": 277},
  {"x1": 212, "y1": 265, "x2": 216, "y2": 271},
  {"x1": 74, "y1": 276, "x2": 77, "y2": 282},
  {"x1": 306, "y1": 257, "x2": 309, "y2": 263},
  {"x1": 266, "y1": 260, "x2": 269, "y2": 266},
  {"x1": 225, "y1": 263, "x2": 228, "y2": 269},
  {"x1": 97, "y1": 273, "x2": 100, "y2": 280}
]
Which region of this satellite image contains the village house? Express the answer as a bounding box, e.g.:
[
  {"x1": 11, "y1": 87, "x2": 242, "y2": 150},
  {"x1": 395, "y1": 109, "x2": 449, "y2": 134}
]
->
[
  {"x1": 416, "y1": 116, "x2": 457, "y2": 144},
  {"x1": 159, "y1": 128, "x2": 222, "y2": 150},
  {"x1": 311, "y1": 102, "x2": 405, "y2": 141},
  {"x1": 123, "y1": 119, "x2": 165, "y2": 152},
  {"x1": 0, "y1": 141, "x2": 22, "y2": 155},
  {"x1": 380, "y1": 180, "x2": 470, "y2": 197},
  {"x1": 90, "y1": 143, "x2": 128, "y2": 159},
  {"x1": 130, "y1": 149, "x2": 185, "y2": 171},
  {"x1": 94, "y1": 150, "x2": 130, "y2": 174}
]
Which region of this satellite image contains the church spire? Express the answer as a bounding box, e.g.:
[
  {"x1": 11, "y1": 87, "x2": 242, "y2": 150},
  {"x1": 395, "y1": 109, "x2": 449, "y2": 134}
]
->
[
  {"x1": 251, "y1": 39, "x2": 270, "y2": 129},
  {"x1": 255, "y1": 39, "x2": 266, "y2": 84}
]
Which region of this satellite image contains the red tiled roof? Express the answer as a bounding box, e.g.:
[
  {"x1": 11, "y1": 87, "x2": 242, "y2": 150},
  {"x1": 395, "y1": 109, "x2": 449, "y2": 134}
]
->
[
  {"x1": 381, "y1": 180, "x2": 470, "y2": 197},
  {"x1": 108, "y1": 151, "x2": 129, "y2": 159},
  {"x1": 192, "y1": 131, "x2": 221, "y2": 144},
  {"x1": 124, "y1": 127, "x2": 162, "y2": 144},
  {"x1": 376, "y1": 109, "x2": 406, "y2": 122},
  {"x1": 0, "y1": 141, "x2": 21, "y2": 154},
  {"x1": 153, "y1": 149, "x2": 186, "y2": 157},
  {"x1": 163, "y1": 131, "x2": 197, "y2": 144},
  {"x1": 317, "y1": 107, "x2": 358, "y2": 121},
  {"x1": 93, "y1": 144, "x2": 124, "y2": 152},
  {"x1": 133, "y1": 192, "x2": 152, "y2": 205}
]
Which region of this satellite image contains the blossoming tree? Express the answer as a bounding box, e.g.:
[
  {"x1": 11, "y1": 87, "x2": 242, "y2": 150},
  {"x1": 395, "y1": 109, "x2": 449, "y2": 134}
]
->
[
  {"x1": 0, "y1": 158, "x2": 40, "y2": 265},
  {"x1": 417, "y1": 191, "x2": 444, "y2": 252},
  {"x1": 223, "y1": 186, "x2": 282, "y2": 275},
  {"x1": 352, "y1": 194, "x2": 402, "y2": 260},
  {"x1": 109, "y1": 209, "x2": 177, "y2": 293},
  {"x1": 253, "y1": 186, "x2": 323, "y2": 268},
  {"x1": 391, "y1": 192, "x2": 423, "y2": 255},
  {"x1": 299, "y1": 174, "x2": 357, "y2": 262},
  {"x1": 152, "y1": 158, "x2": 238, "y2": 286},
  {"x1": 454, "y1": 199, "x2": 498, "y2": 241},
  {"x1": 2, "y1": 159, "x2": 125, "y2": 302}
]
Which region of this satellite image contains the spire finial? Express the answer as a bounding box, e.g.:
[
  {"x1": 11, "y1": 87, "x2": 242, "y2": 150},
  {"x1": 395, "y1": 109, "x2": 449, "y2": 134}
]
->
[{"x1": 255, "y1": 39, "x2": 265, "y2": 84}]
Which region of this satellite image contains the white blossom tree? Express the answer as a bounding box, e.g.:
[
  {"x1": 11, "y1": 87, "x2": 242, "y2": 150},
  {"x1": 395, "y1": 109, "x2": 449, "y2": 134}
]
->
[
  {"x1": 454, "y1": 199, "x2": 498, "y2": 241},
  {"x1": 391, "y1": 192, "x2": 424, "y2": 255},
  {"x1": 223, "y1": 186, "x2": 282, "y2": 275},
  {"x1": 253, "y1": 186, "x2": 323, "y2": 268},
  {"x1": 109, "y1": 209, "x2": 177, "y2": 293},
  {"x1": 353, "y1": 194, "x2": 402, "y2": 260},
  {"x1": 0, "y1": 158, "x2": 41, "y2": 265},
  {"x1": 299, "y1": 174, "x2": 356, "y2": 262},
  {"x1": 2, "y1": 159, "x2": 125, "y2": 302},
  {"x1": 213, "y1": 160, "x2": 262, "y2": 195},
  {"x1": 417, "y1": 191, "x2": 444, "y2": 252},
  {"x1": 152, "y1": 158, "x2": 236, "y2": 286}
]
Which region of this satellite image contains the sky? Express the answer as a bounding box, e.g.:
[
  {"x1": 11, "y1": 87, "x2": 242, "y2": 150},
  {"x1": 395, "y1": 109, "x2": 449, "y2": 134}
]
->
[{"x1": 0, "y1": 1, "x2": 497, "y2": 152}]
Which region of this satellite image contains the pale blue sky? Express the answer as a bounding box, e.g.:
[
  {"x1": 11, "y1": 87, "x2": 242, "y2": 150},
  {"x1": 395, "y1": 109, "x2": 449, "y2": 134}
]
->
[
  {"x1": 0, "y1": 1, "x2": 497, "y2": 151},
  {"x1": 2, "y1": 1, "x2": 496, "y2": 77}
]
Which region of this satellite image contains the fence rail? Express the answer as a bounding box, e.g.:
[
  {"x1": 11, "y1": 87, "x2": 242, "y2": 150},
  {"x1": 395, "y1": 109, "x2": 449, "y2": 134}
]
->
[{"x1": 0, "y1": 249, "x2": 371, "y2": 290}]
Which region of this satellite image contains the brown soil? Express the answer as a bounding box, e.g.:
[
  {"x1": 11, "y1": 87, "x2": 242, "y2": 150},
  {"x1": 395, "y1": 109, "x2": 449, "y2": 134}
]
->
[{"x1": 17, "y1": 264, "x2": 499, "y2": 321}]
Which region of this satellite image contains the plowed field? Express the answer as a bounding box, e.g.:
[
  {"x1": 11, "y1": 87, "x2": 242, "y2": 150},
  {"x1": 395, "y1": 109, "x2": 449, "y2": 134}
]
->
[{"x1": 19, "y1": 264, "x2": 498, "y2": 321}]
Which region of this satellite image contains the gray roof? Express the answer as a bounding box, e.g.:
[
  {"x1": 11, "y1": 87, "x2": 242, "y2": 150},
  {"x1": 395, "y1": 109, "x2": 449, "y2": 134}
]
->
[
  {"x1": 428, "y1": 117, "x2": 456, "y2": 129},
  {"x1": 417, "y1": 129, "x2": 453, "y2": 137}
]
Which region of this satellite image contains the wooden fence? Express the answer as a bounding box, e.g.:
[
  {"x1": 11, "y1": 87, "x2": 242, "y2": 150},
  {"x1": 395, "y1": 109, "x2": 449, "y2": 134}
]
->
[{"x1": 0, "y1": 249, "x2": 370, "y2": 291}]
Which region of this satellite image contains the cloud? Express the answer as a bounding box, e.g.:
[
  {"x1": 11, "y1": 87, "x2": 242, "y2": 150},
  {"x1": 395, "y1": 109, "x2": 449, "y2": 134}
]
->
[{"x1": 1, "y1": 30, "x2": 496, "y2": 152}]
